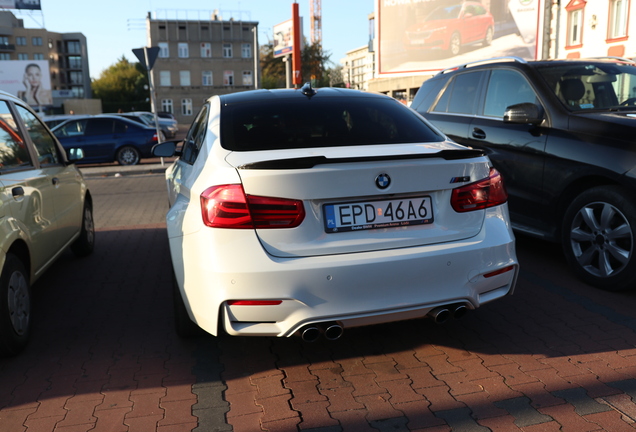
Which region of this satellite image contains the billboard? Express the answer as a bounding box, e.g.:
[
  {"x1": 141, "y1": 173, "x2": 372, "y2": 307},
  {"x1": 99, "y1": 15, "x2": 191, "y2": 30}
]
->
[
  {"x1": 0, "y1": 60, "x2": 52, "y2": 106},
  {"x1": 378, "y1": 0, "x2": 541, "y2": 75},
  {"x1": 273, "y1": 17, "x2": 304, "y2": 58},
  {"x1": 0, "y1": 0, "x2": 41, "y2": 10}
]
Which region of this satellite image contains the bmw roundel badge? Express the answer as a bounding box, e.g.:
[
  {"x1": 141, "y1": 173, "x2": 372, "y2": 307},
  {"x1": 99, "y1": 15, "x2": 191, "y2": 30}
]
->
[{"x1": 375, "y1": 173, "x2": 391, "y2": 189}]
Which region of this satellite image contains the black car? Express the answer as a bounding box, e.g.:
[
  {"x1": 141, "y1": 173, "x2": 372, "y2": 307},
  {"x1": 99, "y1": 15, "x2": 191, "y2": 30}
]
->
[{"x1": 412, "y1": 57, "x2": 636, "y2": 291}]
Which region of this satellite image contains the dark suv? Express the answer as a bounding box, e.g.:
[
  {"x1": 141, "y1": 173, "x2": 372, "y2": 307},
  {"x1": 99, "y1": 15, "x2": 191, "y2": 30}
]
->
[{"x1": 412, "y1": 57, "x2": 636, "y2": 291}]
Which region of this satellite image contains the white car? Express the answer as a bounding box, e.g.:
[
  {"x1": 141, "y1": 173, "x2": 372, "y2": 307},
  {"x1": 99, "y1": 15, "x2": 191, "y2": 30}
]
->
[
  {"x1": 153, "y1": 85, "x2": 518, "y2": 341},
  {"x1": 0, "y1": 91, "x2": 94, "y2": 356}
]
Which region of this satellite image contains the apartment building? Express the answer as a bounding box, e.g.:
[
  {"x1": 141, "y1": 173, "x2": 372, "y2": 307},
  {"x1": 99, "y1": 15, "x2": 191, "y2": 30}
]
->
[
  {"x1": 341, "y1": 45, "x2": 375, "y2": 91},
  {"x1": 0, "y1": 11, "x2": 91, "y2": 112},
  {"x1": 146, "y1": 11, "x2": 259, "y2": 124}
]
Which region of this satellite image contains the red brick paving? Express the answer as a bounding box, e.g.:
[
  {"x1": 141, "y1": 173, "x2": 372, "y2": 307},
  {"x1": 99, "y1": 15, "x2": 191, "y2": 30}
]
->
[{"x1": 3, "y1": 175, "x2": 636, "y2": 431}]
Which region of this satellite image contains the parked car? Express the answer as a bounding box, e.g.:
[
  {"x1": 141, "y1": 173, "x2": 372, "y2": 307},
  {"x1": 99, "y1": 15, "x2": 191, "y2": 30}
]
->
[
  {"x1": 0, "y1": 90, "x2": 94, "y2": 356},
  {"x1": 121, "y1": 111, "x2": 178, "y2": 138},
  {"x1": 404, "y1": 1, "x2": 494, "y2": 57},
  {"x1": 52, "y1": 114, "x2": 163, "y2": 165},
  {"x1": 41, "y1": 114, "x2": 81, "y2": 129},
  {"x1": 157, "y1": 111, "x2": 176, "y2": 121},
  {"x1": 411, "y1": 56, "x2": 636, "y2": 291},
  {"x1": 152, "y1": 84, "x2": 518, "y2": 341}
]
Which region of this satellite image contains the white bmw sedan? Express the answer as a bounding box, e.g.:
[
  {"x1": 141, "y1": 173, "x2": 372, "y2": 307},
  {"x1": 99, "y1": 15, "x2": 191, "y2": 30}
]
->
[{"x1": 153, "y1": 85, "x2": 518, "y2": 342}]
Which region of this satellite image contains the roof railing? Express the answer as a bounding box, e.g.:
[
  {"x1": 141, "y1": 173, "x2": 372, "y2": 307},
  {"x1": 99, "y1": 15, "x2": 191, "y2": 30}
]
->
[{"x1": 437, "y1": 56, "x2": 528, "y2": 75}]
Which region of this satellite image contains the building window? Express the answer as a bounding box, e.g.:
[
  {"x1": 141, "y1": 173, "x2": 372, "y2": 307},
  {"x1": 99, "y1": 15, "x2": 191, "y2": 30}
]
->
[
  {"x1": 15, "y1": 36, "x2": 26, "y2": 46},
  {"x1": 33, "y1": 53, "x2": 44, "y2": 60},
  {"x1": 223, "y1": 43, "x2": 233, "y2": 58},
  {"x1": 71, "y1": 86, "x2": 84, "y2": 98},
  {"x1": 241, "y1": 43, "x2": 251, "y2": 58},
  {"x1": 32, "y1": 36, "x2": 43, "y2": 46},
  {"x1": 0, "y1": 37, "x2": 8, "y2": 45},
  {"x1": 65, "y1": 40, "x2": 80, "y2": 53},
  {"x1": 609, "y1": 0, "x2": 629, "y2": 39},
  {"x1": 182, "y1": 98, "x2": 193, "y2": 116},
  {"x1": 202, "y1": 70, "x2": 213, "y2": 86},
  {"x1": 161, "y1": 99, "x2": 173, "y2": 113},
  {"x1": 158, "y1": 42, "x2": 169, "y2": 58},
  {"x1": 566, "y1": 0, "x2": 585, "y2": 47},
  {"x1": 68, "y1": 56, "x2": 82, "y2": 69},
  {"x1": 223, "y1": 70, "x2": 234, "y2": 86},
  {"x1": 200, "y1": 42, "x2": 211, "y2": 58},
  {"x1": 159, "y1": 70, "x2": 171, "y2": 86},
  {"x1": 242, "y1": 70, "x2": 253, "y2": 86},
  {"x1": 69, "y1": 71, "x2": 83, "y2": 85},
  {"x1": 178, "y1": 43, "x2": 189, "y2": 58},
  {"x1": 179, "y1": 70, "x2": 191, "y2": 86},
  {"x1": 18, "y1": 53, "x2": 28, "y2": 60},
  {"x1": 0, "y1": 53, "x2": 9, "y2": 60}
]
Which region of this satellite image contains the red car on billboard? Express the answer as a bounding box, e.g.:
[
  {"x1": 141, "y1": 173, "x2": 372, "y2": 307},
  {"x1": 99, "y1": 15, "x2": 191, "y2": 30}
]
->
[{"x1": 404, "y1": 2, "x2": 495, "y2": 57}]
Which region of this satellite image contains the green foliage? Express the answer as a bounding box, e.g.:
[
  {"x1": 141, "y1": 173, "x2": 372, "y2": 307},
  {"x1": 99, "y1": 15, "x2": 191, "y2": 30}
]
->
[
  {"x1": 91, "y1": 56, "x2": 150, "y2": 112},
  {"x1": 260, "y1": 40, "x2": 337, "y2": 89}
]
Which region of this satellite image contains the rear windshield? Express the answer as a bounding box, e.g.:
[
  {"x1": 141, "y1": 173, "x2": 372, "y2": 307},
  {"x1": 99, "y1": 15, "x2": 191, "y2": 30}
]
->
[{"x1": 220, "y1": 96, "x2": 443, "y2": 151}]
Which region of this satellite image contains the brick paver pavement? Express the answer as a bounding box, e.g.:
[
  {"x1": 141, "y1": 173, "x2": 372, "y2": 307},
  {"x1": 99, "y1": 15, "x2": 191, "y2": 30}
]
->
[{"x1": 2, "y1": 172, "x2": 636, "y2": 431}]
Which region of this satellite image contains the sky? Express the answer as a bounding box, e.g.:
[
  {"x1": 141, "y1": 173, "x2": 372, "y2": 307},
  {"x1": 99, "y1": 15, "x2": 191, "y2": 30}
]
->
[{"x1": 12, "y1": 0, "x2": 374, "y2": 79}]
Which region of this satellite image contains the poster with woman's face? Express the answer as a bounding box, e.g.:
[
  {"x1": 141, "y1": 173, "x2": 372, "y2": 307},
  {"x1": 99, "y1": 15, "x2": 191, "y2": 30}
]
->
[{"x1": 0, "y1": 60, "x2": 52, "y2": 106}]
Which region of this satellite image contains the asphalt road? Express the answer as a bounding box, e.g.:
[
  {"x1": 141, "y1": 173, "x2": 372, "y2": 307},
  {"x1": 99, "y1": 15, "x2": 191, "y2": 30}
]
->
[{"x1": 2, "y1": 172, "x2": 636, "y2": 431}]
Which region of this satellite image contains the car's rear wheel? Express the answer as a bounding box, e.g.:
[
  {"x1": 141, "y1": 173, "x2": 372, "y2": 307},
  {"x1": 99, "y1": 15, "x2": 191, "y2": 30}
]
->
[
  {"x1": 0, "y1": 254, "x2": 30, "y2": 356},
  {"x1": 562, "y1": 186, "x2": 636, "y2": 291},
  {"x1": 116, "y1": 146, "x2": 140, "y2": 165},
  {"x1": 449, "y1": 32, "x2": 461, "y2": 56},
  {"x1": 71, "y1": 199, "x2": 95, "y2": 257},
  {"x1": 484, "y1": 27, "x2": 494, "y2": 46},
  {"x1": 172, "y1": 271, "x2": 203, "y2": 338}
]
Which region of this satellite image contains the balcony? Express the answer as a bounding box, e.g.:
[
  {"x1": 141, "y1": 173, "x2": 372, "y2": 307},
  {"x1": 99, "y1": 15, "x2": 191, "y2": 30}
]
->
[{"x1": 0, "y1": 43, "x2": 15, "y2": 52}]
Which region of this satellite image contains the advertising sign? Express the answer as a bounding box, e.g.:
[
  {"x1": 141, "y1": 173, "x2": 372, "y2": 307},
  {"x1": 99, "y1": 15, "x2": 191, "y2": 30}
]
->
[
  {"x1": 0, "y1": 0, "x2": 41, "y2": 10},
  {"x1": 378, "y1": 0, "x2": 541, "y2": 75},
  {"x1": 0, "y1": 60, "x2": 52, "y2": 106},
  {"x1": 274, "y1": 19, "x2": 294, "y2": 58}
]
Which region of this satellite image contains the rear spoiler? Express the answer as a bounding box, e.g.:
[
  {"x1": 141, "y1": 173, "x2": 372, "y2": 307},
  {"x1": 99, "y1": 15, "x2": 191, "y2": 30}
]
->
[{"x1": 238, "y1": 149, "x2": 486, "y2": 170}]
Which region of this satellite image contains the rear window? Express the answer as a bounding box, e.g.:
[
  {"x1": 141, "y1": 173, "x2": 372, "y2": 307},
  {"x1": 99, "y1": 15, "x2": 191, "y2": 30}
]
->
[{"x1": 220, "y1": 96, "x2": 443, "y2": 151}]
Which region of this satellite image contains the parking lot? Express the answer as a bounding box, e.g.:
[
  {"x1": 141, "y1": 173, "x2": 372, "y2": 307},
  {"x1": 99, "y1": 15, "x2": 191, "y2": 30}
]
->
[{"x1": 1, "y1": 170, "x2": 636, "y2": 431}]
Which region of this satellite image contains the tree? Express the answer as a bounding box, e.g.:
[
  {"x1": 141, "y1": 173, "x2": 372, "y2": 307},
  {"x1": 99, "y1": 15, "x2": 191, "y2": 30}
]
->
[
  {"x1": 259, "y1": 40, "x2": 333, "y2": 89},
  {"x1": 91, "y1": 57, "x2": 150, "y2": 113}
]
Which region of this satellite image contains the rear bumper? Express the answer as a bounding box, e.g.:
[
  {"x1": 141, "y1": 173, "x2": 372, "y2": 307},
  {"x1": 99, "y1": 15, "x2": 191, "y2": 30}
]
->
[{"x1": 169, "y1": 205, "x2": 518, "y2": 337}]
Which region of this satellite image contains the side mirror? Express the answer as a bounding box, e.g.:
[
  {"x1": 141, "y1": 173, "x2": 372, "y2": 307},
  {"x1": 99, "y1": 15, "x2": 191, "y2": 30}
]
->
[
  {"x1": 67, "y1": 147, "x2": 84, "y2": 162},
  {"x1": 152, "y1": 140, "x2": 181, "y2": 157},
  {"x1": 503, "y1": 103, "x2": 544, "y2": 125}
]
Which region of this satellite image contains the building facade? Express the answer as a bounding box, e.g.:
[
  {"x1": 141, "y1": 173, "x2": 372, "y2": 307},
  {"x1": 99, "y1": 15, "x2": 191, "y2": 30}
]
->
[
  {"x1": 146, "y1": 11, "x2": 259, "y2": 124},
  {"x1": 341, "y1": 45, "x2": 375, "y2": 91},
  {"x1": 0, "y1": 11, "x2": 91, "y2": 112}
]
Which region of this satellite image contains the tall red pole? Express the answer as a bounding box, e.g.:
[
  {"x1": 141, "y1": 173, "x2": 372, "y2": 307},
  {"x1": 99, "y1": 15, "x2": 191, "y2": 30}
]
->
[{"x1": 292, "y1": 2, "x2": 302, "y2": 87}]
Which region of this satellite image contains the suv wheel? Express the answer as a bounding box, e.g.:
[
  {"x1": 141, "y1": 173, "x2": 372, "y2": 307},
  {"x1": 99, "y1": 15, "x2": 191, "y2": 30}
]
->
[
  {"x1": 562, "y1": 186, "x2": 636, "y2": 291},
  {"x1": 0, "y1": 254, "x2": 30, "y2": 356},
  {"x1": 116, "y1": 146, "x2": 140, "y2": 165}
]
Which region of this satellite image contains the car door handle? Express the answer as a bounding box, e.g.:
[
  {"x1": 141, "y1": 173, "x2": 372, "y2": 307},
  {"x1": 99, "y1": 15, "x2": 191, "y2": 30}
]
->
[
  {"x1": 12, "y1": 187, "x2": 24, "y2": 198},
  {"x1": 472, "y1": 128, "x2": 486, "y2": 140}
]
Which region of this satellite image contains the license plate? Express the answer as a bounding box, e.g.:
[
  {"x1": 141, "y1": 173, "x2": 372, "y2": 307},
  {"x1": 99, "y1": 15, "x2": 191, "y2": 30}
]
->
[{"x1": 323, "y1": 196, "x2": 433, "y2": 233}]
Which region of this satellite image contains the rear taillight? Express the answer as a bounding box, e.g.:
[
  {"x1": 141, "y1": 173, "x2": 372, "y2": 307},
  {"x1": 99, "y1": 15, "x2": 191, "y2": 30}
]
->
[
  {"x1": 200, "y1": 184, "x2": 305, "y2": 229},
  {"x1": 451, "y1": 168, "x2": 507, "y2": 212},
  {"x1": 151, "y1": 133, "x2": 159, "y2": 143}
]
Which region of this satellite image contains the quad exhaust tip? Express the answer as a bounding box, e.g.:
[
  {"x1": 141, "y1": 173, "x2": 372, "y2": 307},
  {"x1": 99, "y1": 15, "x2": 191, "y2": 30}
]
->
[
  {"x1": 299, "y1": 322, "x2": 344, "y2": 342},
  {"x1": 428, "y1": 304, "x2": 469, "y2": 324}
]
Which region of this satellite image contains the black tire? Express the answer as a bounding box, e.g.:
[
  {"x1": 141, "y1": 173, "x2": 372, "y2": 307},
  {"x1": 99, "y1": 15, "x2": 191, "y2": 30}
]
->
[
  {"x1": 116, "y1": 146, "x2": 140, "y2": 165},
  {"x1": 0, "y1": 254, "x2": 31, "y2": 356},
  {"x1": 449, "y1": 32, "x2": 461, "y2": 56},
  {"x1": 71, "y1": 200, "x2": 95, "y2": 257},
  {"x1": 172, "y1": 271, "x2": 203, "y2": 338},
  {"x1": 562, "y1": 186, "x2": 636, "y2": 291}
]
